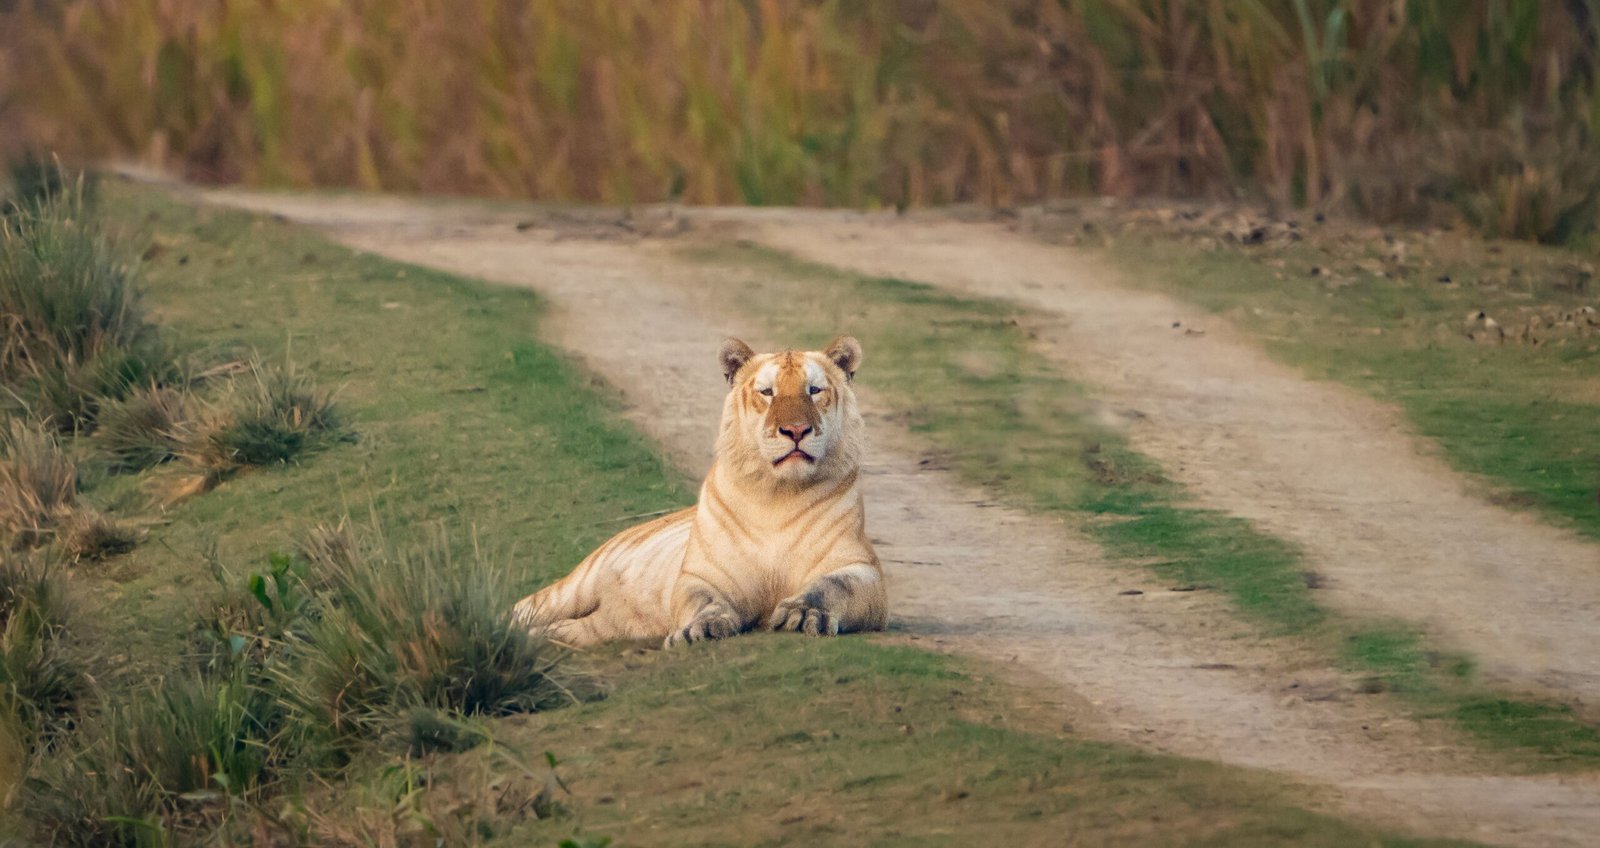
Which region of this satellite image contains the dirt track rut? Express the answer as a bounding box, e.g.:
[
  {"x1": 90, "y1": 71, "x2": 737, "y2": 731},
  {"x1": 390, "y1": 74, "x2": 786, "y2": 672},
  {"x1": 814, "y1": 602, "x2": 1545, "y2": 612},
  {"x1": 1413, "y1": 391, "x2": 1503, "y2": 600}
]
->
[{"x1": 198, "y1": 188, "x2": 1600, "y2": 847}]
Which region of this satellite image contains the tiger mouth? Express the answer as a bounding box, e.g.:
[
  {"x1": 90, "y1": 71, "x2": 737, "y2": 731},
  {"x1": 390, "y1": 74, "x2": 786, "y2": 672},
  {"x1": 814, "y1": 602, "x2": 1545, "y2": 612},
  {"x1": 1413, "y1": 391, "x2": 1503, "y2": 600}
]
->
[{"x1": 774, "y1": 449, "x2": 815, "y2": 466}]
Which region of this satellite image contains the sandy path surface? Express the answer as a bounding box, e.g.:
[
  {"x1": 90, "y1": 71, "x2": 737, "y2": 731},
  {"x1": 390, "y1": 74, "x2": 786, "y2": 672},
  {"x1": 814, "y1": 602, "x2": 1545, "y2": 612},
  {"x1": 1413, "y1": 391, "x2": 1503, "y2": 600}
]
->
[
  {"x1": 725, "y1": 210, "x2": 1600, "y2": 703},
  {"x1": 197, "y1": 188, "x2": 1600, "y2": 847}
]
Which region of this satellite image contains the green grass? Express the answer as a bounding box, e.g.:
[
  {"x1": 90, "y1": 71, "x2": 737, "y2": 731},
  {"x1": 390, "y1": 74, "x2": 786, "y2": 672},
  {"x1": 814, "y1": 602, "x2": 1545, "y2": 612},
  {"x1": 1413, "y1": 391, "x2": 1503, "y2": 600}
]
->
[
  {"x1": 1344, "y1": 628, "x2": 1437, "y2": 692},
  {"x1": 5, "y1": 180, "x2": 1478, "y2": 843},
  {"x1": 1096, "y1": 228, "x2": 1600, "y2": 541},
  {"x1": 1338, "y1": 625, "x2": 1600, "y2": 762},
  {"x1": 686, "y1": 241, "x2": 1600, "y2": 769},
  {"x1": 1090, "y1": 502, "x2": 1319, "y2": 631},
  {"x1": 0, "y1": 551, "x2": 81, "y2": 747},
  {"x1": 70, "y1": 186, "x2": 691, "y2": 680},
  {"x1": 1452, "y1": 700, "x2": 1600, "y2": 761},
  {"x1": 4, "y1": 181, "x2": 691, "y2": 840},
  {"x1": 0, "y1": 181, "x2": 173, "y2": 429},
  {"x1": 23, "y1": 669, "x2": 274, "y2": 847},
  {"x1": 427, "y1": 638, "x2": 1467, "y2": 847}
]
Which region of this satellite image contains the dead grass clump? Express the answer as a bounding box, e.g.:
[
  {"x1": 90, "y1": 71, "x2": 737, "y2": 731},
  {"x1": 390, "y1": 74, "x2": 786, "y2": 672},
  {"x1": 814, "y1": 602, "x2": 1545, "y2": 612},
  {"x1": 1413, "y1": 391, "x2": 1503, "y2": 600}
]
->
[
  {"x1": 0, "y1": 418, "x2": 134, "y2": 558},
  {"x1": 55, "y1": 509, "x2": 137, "y2": 562},
  {"x1": 0, "y1": 419, "x2": 76, "y2": 548}
]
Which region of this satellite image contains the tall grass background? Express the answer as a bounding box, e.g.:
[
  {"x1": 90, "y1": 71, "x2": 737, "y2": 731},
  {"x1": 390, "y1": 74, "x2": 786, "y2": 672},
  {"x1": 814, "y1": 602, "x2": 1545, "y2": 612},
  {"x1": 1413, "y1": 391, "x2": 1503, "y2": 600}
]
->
[{"x1": 3, "y1": 1, "x2": 1598, "y2": 242}]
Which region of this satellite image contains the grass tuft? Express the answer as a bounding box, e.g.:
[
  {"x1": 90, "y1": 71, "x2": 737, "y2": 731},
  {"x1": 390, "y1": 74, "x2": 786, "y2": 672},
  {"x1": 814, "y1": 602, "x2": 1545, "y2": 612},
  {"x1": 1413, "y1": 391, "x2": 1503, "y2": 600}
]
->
[
  {"x1": 404, "y1": 706, "x2": 486, "y2": 757},
  {"x1": 0, "y1": 184, "x2": 170, "y2": 428},
  {"x1": 211, "y1": 359, "x2": 344, "y2": 467},
  {"x1": 10, "y1": 341, "x2": 181, "y2": 434},
  {"x1": 0, "y1": 550, "x2": 81, "y2": 746},
  {"x1": 0, "y1": 418, "x2": 134, "y2": 558},
  {"x1": 4, "y1": 155, "x2": 96, "y2": 215},
  {"x1": 1, "y1": 551, "x2": 84, "y2": 817},
  {"x1": 277, "y1": 522, "x2": 575, "y2": 758},
  {"x1": 0, "y1": 419, "x2": 77, "y2": 548},
  {"x1": 22, "y1": 669, "x2": 276, "y2": 847},
  {"x1": 94, "y1": 383, "x2": 190, "y2": 473},
  {"x1": 55, "y1": 508, "x2": 138, "y2": 562},
  {"x1": 297, "y1": 519, "x2": 361, "y2": 572},
  {"x1": 175, "y1": 359, "x2": 347, "y2": 491}
]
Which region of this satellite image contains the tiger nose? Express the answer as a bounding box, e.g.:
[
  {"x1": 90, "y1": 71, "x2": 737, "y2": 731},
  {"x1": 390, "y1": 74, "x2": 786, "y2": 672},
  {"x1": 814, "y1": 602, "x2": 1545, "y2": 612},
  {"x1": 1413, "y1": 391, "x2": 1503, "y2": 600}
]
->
[{"x1": 778, "y1": 423, "x2": 812, "y2": 443}]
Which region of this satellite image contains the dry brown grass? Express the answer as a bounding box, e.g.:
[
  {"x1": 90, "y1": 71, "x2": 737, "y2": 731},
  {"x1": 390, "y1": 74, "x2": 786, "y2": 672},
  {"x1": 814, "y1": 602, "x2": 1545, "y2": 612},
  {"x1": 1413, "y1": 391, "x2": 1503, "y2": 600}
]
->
[
  {"x1": 298, "y1": 519, "x2": 361, "y2": 577},
  {"x1": 2, "y1": 2, "x2": 1596, "y2": 240},
  {"x1": 0, "y1": 420, "x2": 77, "y2": 549},
  {"x1": 54, "y1": 509, "x2": 137, "y2": 561},
  {"x1": 0, "y1": 418, "x2": 134, "y2": 558}
]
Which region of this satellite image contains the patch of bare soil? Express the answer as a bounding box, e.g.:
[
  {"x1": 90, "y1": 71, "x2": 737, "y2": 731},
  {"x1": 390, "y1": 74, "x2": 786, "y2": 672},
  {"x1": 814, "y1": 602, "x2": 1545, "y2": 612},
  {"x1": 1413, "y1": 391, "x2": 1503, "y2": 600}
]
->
[{"x1": 198, "y1": 187, "x2": 1600, "y2": 847}]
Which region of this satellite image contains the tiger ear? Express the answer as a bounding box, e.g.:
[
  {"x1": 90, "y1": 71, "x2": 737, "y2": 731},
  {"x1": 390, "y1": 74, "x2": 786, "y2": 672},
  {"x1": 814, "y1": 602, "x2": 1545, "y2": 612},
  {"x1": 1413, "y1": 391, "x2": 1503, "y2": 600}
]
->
[
  {"x1": 719, "y1": 338, "x2": 755, "y2": 384},
  {"x1": 824, "y1": 335, "x2": 862, "y2": 381}
]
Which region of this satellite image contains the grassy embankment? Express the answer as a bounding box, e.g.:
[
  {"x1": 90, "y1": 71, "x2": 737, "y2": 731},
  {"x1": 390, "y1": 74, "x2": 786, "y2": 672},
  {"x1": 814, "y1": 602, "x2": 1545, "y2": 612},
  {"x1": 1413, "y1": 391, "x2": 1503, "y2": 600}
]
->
[
  {"x1": 0, "y1": 180, "x2": 1469, "y2": 844},
  {"x1": 687, "y1": 240, "x2": 1600, "y2": 771}
]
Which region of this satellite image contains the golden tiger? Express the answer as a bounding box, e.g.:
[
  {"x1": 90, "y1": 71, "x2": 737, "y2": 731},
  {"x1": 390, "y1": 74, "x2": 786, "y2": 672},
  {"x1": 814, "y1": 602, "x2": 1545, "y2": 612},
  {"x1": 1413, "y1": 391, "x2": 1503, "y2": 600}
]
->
[{"x1": 512, "y1": 336, "x2": 886, "y2": 647}]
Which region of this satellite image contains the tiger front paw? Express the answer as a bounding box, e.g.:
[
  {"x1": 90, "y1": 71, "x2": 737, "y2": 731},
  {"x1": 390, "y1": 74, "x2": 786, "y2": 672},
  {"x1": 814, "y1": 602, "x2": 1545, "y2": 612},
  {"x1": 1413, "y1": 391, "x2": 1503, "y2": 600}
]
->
[
  {"x1": 769, "y1": 595, "x2": 840, "y2": 636},
  {"x1": 664, "y1": 607, "x2": 740, "y2": 648}
]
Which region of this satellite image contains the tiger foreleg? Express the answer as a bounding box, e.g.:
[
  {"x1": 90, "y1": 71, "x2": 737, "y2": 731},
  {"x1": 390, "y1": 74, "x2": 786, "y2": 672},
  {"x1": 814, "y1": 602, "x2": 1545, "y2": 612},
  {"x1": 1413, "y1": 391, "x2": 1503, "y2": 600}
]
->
[
  {"x1": 542, "y1": 616, "x2": 600, "y2": 647},
  {"x1": 664, "y1": 578, "x2": 744, "y2": 648},
  {"x1": 512, "y1": 576, "x2": 591, "y2": 631},
  {"x1": 770, "y1": 563, "x2": 886, "y2": 636}
]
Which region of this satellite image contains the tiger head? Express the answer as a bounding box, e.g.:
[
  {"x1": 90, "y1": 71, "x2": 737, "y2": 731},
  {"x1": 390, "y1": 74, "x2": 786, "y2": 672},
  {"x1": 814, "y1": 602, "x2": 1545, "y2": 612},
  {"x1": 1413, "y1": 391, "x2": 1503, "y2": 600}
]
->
[{"x1": 715, "y1": 336, "x2": 864, "y2": 487}]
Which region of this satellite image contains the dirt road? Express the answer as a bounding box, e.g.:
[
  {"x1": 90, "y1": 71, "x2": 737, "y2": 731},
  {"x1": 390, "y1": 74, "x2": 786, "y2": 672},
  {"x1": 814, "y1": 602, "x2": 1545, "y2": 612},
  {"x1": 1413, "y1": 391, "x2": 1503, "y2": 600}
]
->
[
  {"x1": 198, "y1": 188, "x2": 1600, "y2": 847},
  {"x1": 727, "y1": 210, "x2": 1600, "y2": 702}
]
